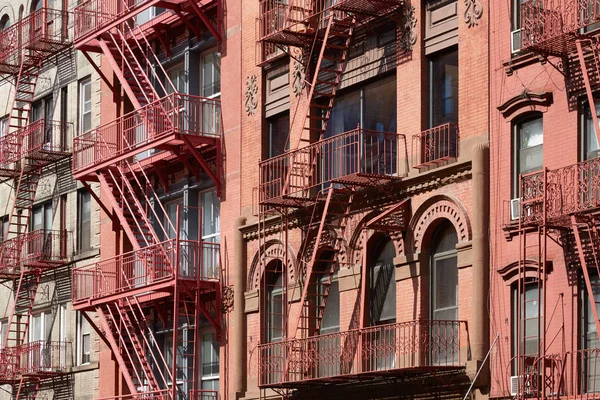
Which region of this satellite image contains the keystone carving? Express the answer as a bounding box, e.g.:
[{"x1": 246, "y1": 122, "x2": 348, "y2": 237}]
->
[
  {"x1": 464, "y1": 0, "x2": 483, "y2": 28},
  {"x1": 401, "y1": 5, "x2": 418, "y2": 51},
  {"x1": 292, "y1": 50, "x2": 306, "y2": 97}
]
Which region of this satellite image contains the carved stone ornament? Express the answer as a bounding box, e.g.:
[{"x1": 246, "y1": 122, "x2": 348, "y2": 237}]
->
[
  {"x1": 464, "y1": 0, "x2": 483, "y2": 28},
  {"x1": 401, "y1": 5, "x2": 418, "y2": 51},
  {"x1": 245, "y1": 75, "x2": 258, "y2": 116},
  {"x1": 292, "y1": 53, "x2": 305, "y2": 97},
  {"x1": 222, "y1": 285, "x2": 234, "y2": 313}
]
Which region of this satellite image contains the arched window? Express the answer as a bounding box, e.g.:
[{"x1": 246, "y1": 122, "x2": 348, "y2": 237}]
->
[
  {"x1": 314, "y1": 250, "x2": 339, "y2": 336},
  {"x1": 368, "y1": 238, "x2": 396, "y2": 326},
  {"x1": 31, "y1": 0, "x2": 43, "y2": 12},
  {"x1": 430, "y1": 221, "x2": 458, "y2": 365},
  {"x1": 264, "y1": 261, "x2": 285, "y2": 343},
  {"x1": 0, "y1": 15, "x2": 10, "y2": 31}
]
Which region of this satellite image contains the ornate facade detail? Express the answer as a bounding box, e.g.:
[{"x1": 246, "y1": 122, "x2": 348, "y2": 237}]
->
[
  {"x1": 464, "y1": 0, "x2": 483, "y2": 28},
  {"x1": 248, "y1": 239, "x2": 297, "y2": 290},
  {"x1": 348, "y1": 210, "x2": 406, "y2": 266},
  {"x1": 409, "y1": 195, "x2": 472, "y2": 254},
  {"x1": 401, "y1": 5, "x2": 418, "y2": 51},
  {"x1": 292, "y1": 49, "x2": 305, "y2": 97},
  {"x1": 245, "y1": 75, "x2": 258, "y2": 115},
  {"x1": 222, "y1": 285, "x2": 234, "y2": 313}
]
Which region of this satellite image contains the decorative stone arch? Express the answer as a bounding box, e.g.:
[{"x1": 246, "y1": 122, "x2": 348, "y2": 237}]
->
[
  {"x1": 347, "y1": 209, "x2": 405, "y2": 266},
  {"x1": 0, "y1": 4, "x2": 16, "y2": 27},
  {"x1": 248, "y1": 239, "x2": 297, "y2": 290},
  {"x1": 408, "y1": 195, "x2": 471, "y2": 254},
  {"x1": 298, "y1": 226, "x2": 339, "y2": 273},
  {"x1": 497, "y1": 259, "x2": 553, "y2": 286}
]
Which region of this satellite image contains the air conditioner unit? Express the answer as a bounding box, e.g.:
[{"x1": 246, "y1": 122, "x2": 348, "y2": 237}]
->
[
  {"x1": 510, "y1": 198, "x2": 520, "y2": 221},
  {"x1": 510, "y1": 374, "x2": 542, "y2": 396},
  {"x1": 511, "y1": 29, "x2": 522, "y2": 54}
]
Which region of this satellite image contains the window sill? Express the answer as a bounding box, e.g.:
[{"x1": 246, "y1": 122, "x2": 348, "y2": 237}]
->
[
  {"x1": 503, "y1": 51, "x2": 546, "y2": 76},
  {"x1": 72, "y1": 248, "x2": 100, "y2": 263},
  {"x1": 71, "y1": 361, "x2": 99, "y2": 373}
]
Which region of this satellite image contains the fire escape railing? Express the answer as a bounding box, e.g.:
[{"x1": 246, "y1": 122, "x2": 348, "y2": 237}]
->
[
  {"x1": 72, "y1": 240, "x2": 220, "y2": 303},
  {"x1": 412, "y1": 123, "x2": 458, "y2": 169},
  {"x1": 0, "y1": 8, "x2": 70, "y2": 68},
  {"x1": 96, "y1": 389, "x2": 219, "y2": 400},
  {"x1": 258, "y1": 128, "x2": 405, "y2": 204},
  {"x1": 0, "y1": 120, "x2": 71, "y2": 166},
  {"x1": 73, "y1": 93, "x2": 221, "y2": 173},
  {"x1": 258, "y1": 319, "x2": 468, "y2": 387},
  {"x1": 0, "y1": 230, "x2": 72, "y2": 275},
  {"x1": 517, "y1": 157, "x2": 600, "y2": 224},
  {"x1": 0, "y1": 341, "x2": 70, "y2": 381}
]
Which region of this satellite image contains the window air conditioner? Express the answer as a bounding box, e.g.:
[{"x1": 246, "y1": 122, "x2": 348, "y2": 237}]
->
[
  {"x1": 510, "y1": 374, "x2": 541, "y2": 396},
  {"x1": 511, "y1": 29, "x2": 522, "y2": 54},
  {"x1": 510, "y1": 198, "x2": 520, "y2": 221}
]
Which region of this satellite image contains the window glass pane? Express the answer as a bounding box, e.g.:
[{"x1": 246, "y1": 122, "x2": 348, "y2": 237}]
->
[
  {"x1": 430, "y1": 49, "x2": 458, "y2": 127},
  {"x1": 519, "y1": 118, "x2": 543, "y2": 149},
  {"x1": 320, "y1": 276, "x2": 339, "y2": 333},
  {"x1": 267, "y1": 271, "x2": 284, "y2": 342},
  {"x1": 79, "y1": 191, "x2": 91, "y2": 250},
  {"x1": 370, "y1": 240, "x2": 396, "y2": 325},
  {"x1": 202, "y1": 190, "x2": 220, "y2": 239},
  {"x1": 203, "y1": 51, "x2": 221, "y2": 97},
  {"x1": 267, "y1": 113, "x2": 289, "y2": 158},
  {"x1": 325, "y1": 91, "x2": 361, "y2": 138},
  {"x1": 433, "y1": 256, "x2": 458, "y2": 311},
  {"x1": 364, "y1": 77, "x2": 396, "y2": 132}
]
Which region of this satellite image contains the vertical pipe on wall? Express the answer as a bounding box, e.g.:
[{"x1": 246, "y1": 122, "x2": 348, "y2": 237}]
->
[
  {"x1": 472, "y1": 143, "x2": 490, "y2": 363},
  {"x1": 232, "y1": 216, "x2": 247, "y2": 397}
]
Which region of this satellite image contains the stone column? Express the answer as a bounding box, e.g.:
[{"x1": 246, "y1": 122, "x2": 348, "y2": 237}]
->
[
  {"x1": 232, "y1": 217, "x2": 247, "y2": 398},
  {"x1": 469, "y1": 143, "x2": 490, "y2": 382}
]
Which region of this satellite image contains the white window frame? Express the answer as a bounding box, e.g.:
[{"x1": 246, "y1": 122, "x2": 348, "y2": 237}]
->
[
  {"x1": 199, "y1": 330, "x2": 219, "y2": 391},
  {"x1": 79, "y1": 78, "x2": 92, "y2": 134},
  {"x1": 77, "y1": 311, "x2": 91, "y2": 366},
  {"x1": 201, "y1": 50, "x2": 221, "y2": 99}
]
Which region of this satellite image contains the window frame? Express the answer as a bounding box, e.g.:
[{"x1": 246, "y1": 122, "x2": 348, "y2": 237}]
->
[
  {"x1": 77, "y1": 189, "x2": 92, "y2": 252},
  {"x1": 200, "y1": 50, "x2": 221, "y2": 99},
  {"x1": 511, "y1": 281, "x2": 543, "y2": 375},
  {"x1": 79, "y1": 78, "x2": 92, "y2": 134},
  {"x1": 581, "y1": 99, "x2": 600, "y2": 161},
  {"x1": 199, "y1": 330, "x2": 220, "y2": 391},
  {"x1": 77, "y1": 311, "x2": 91, "y2": 366},
  {"x1": 428, "y1": 47, "x2": 459, "y2": 128},
  {"x1": 512, "y1": 113, "x2": 544, "y2": 197}
]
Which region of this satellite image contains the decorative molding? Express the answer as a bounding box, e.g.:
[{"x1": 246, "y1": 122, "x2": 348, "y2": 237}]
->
[
  {"x1": 245, "y1": 75, "x2": 258, "y2": 116},
  {"x1": 409, "y1": 195, "x2": 472, "y2": 254},
  {"x1": 248, "y1": 239, "x2": 297, "y2": 290},
  {"x1": 464, "y1": 0, "x2": 483, "y2": 28},
  {"x1": 497, "y1": 259, "x2": 553, "y2": 284},
  {"x1": 222, "y1": 285, "x2": 234, "y2": 313},
  {"x1": 401, "y1": 5, "x2": 418, "y2": 51},
  {"x1": 497, "y1": 91, "x2": 553, "y2": 118},
  {"x1": 291, "y1": 49, "x2": 305, "y2": 97}
]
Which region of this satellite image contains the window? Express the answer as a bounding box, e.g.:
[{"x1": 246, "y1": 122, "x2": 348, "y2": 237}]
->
[
  {"x1": 325, "y1": 76, "x2": 397, "y2": 138},
  {"x1": 429, "y1": 48, "x2": 458, "y2": 128},
  {"x1": 582, "y1": 100, "x2": 600, "y2": 161},
  {"x1": 430, "y1": 222, "x2": 459, "y2": 365},
  {"x1": 316, "y1": 252, "x2": 339, "y2": 335},
  {"x1": 29, "y1": 311, "x2": 52, "y2": 370},
  {"x1": 513, "y1": 114, "x2": 543, "y2": 196},
  {"x1": 201, "y1": 332, "x2": 219, "y2": 391},
  {"x1": 0, "y1": 215, "x2": 8, "y2": 242},
  {"x1": 31, "y1": 202, "x2": 52, "y2": 232},
  {"x1": 582, "y1": 274, "x2": 600, "y2": 392},
  {"x1": 136, "y1": 6, "x2": 165, "y2": 25},
  {"x1": 164, "y1": 334, "x2": 185, "y2": 384},
  {"x1": 0, "y1": 320, "x2": 7, "y2": 349},
  {"x1": 201, "y1": 190, "x2": 220, "y2": 278},
  {"x1": 0, "y1": 116, "x2": 7, "y2": 138},
  {"x1": 165, "y1": 63, "x2": 187, "y2": 94},
  {"x1": 512, "y1": 283, "x2": 542, "y2": 375},
  {"x1": 265, "y1": 262, "x2": 285, "y2": 343},
  {"x1": 77, "y1": 312, "x2": 91, "y2": 365},
  {"x1": 265, "y1": 112, "x2": 289, "y2": 159},
  {"x1": 369, "y1": 239, "x2": 396, "y2": 326},
  {"x1": 202, "y1": 51, "x2": 221, "y2": 98},
  {"x1": 77, "y1": 190, "x2": 91, "y2": 251},
  {"x1": 79, "y1": 78, "x2": 92, "y2": 133},
  {"x1": 0, "y1": 15, "x2": 10, "y2": 31}
]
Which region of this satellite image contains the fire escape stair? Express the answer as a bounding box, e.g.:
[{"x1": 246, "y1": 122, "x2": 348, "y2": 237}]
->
[
  {"x1": 572, "y1": 215, "x2": 600, "y2": 344},
  {"x1": 284, "y1": 187, "x2": 354, "y2": 379}
]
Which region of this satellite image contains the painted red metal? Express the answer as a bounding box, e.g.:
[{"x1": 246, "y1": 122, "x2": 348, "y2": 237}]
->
[
  {"x1": 72, "y1": 239, "x2": 220, "y2": 303},
  {"x1": 95, "y1": 389, "x2": 218, "y2": 400},
  {"x1": 258, "y1": 319, "x2": 468, "y2": 388},
  {"x1": 258, "y1": 128, "x2": 405, "y2": 206},
  {"x1": 0, "y1": 8, "x2": 70, "y2": 74},
  {"x1": 17, "y1": 341, "x2": 70, "y2": 376},
  {"x1": 73, "y1": 93, "x2": 221, "y2": 174},
  {"x1": 412, "y1": 123, "x2": 459, "y2": 170}
]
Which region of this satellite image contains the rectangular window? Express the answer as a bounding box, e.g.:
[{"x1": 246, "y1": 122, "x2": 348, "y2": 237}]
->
[
  {"x1": 0, "y1": 320, "x2": 7, "y2": 350},
  {"x1": 0, "y1": 215, "x2": 8, "y2": 242},
  {"x1": 429, "y1": 48, "x2": 458, "y2": 128},
  {"x1": 202, "y1": 51, "x2": 221, "y2": 98},
  {"x1": 265, "y1": 112, "x2": 289, "y2": 159},
  {"x1": 79, "y1": 78, "x2": 92, "y2": 133},
  {"x1": 165, "y1": 63, "x2": 186, "y2": 94},
  {"x1": 202, "y1": 190, "x2": 220, "y2": 278},
  {"x1": 513, "y1": 115, "x2": 543, "y2": 196},
  {"x1": 0, "y1": 116, "x2": 7, "y2": 138},
  {"x1": 201, "y1": 332, "x2": 219, "y2": 391},
  {"x1": 512, "y1": 283, "x2": 543, "y2": 374},
  {"x1": 77, "y1": 312, "x2": 91, "y2": 365},
  {"x1": 31, "y1": 202, "x2": 52, "y2": 232},
  {"x1": 77, "y1": 190, "x2": 91, "y2": 251},
  {"x1": 582, "y1": 100, "x2": 600, "y2": 161},
  {"x1": 582, "y1": 274, "x2": 600, "y2": 392}
]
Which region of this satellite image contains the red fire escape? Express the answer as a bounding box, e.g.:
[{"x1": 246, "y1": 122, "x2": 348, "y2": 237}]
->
[
  {"x1": 256, "y1": 0, "x2": 469, "y2": 397},
  {"x1": 508, "y1": 0, "x2": 600, "y2": 397},
  {"x1": 0, "y1": 8, "x2": 73, "y2": 400},
  {"x1": 71, "y1": 0, "x2": 222, "y2": 398}
]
